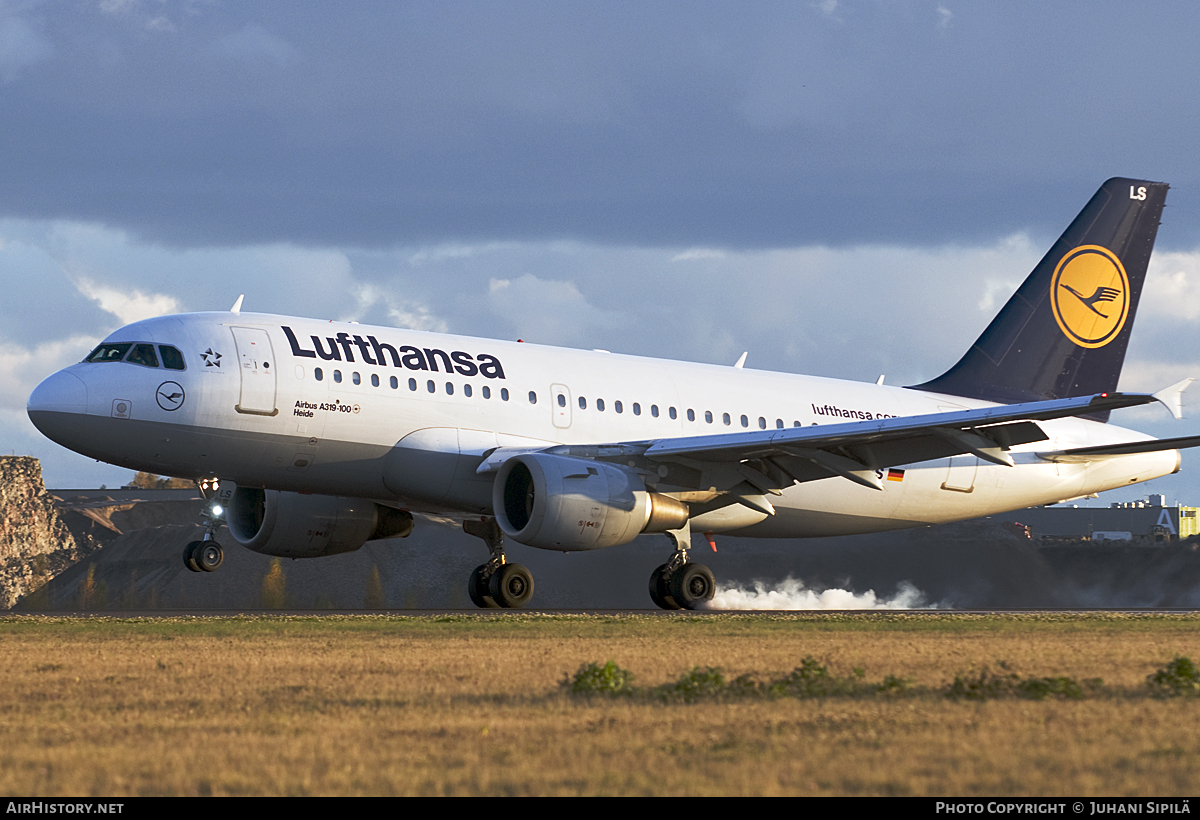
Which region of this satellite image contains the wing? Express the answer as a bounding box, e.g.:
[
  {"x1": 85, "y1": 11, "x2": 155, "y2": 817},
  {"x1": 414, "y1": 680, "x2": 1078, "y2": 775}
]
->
[{"x1": 479, "y1": 391, "x2": 1171, "y2": 515}]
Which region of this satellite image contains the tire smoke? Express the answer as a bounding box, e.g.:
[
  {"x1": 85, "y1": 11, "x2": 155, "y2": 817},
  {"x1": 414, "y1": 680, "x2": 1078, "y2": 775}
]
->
[{"x1": 705, "y1": 578, "x2": 935, "y2": 610}]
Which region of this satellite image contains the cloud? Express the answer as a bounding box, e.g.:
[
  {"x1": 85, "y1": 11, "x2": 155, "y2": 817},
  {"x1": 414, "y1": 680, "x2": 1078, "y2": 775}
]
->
[
  {"x1": 813, "y1": 1, "x2": 841, "y2": 21},
  {"x1": 73, "y1": 278, "x2": 181, "y2": 325},
  {"x1": 486, "y1": 273, "x2": 629, "y2": 347},
  {"x1": 671, "y1": 248, "x2": 727, "y2": 262},
  {"x1": 210, "y1": 22, "x2": 299, "y2": 67},
  {"x1": 0, "y1": 334, "x2": 99, "y2": 413},
  {"x1": 0, "y1": 3, "x2": 54, "y2": 82},
  {"x1": 346, "y1": 282, "x2": 447, "y2": 333},
  {"x1": 1142, "y1": 251, "x2": 1200, "y2": 321}
]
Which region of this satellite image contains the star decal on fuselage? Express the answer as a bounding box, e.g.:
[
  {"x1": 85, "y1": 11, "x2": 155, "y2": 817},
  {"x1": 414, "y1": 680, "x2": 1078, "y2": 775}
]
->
[{"x1": 201, "y1": 349, "x2": 223, "y2": 367}]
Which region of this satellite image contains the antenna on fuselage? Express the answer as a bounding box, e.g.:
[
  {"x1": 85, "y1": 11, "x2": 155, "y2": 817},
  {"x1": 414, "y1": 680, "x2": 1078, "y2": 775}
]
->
[
  {"x1": 733, "y1": 352, "x2": 748, "y2": 369},
  {"x1": 230, "y1": 295, "x2": 244, "y2": 314}
]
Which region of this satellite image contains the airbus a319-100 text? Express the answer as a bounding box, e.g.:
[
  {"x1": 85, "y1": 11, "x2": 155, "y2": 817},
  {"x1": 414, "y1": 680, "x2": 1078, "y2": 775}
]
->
[{"x1": 27, "y1": 178, "x2": 1200, "y2": 608}]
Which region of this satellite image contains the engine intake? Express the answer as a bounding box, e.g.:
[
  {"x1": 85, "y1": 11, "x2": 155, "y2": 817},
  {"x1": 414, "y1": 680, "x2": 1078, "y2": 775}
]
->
[
  {"x1": 224, "y1": 486, "x2": 414, "y2": 558},
  {"x1": 493, "y1": 453, "x2": 688, "y2": 550}
]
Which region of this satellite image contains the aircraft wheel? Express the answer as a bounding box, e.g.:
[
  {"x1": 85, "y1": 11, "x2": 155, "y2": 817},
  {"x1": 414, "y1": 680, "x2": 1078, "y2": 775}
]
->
[
  {"x1": 488, "y1": 563, "x2": 534, "y2": 609},
  {"x1": 649, "y1": 563, "x2": 681, "y2": 610},
  {"x1": 182, "y1": 541, "x2": 204, "y2": 573},
  {"x1": 668, "y1": 563, "x2": 716, "y2": 610},
  {"x1": 469, "y1": 565, "x2": 497, "y2": 608},
  {"x1": 195, "y1": 541, "x2": 224, "y2": 572}
]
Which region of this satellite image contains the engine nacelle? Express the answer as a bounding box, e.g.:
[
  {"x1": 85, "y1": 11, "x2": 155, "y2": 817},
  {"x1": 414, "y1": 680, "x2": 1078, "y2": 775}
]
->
[
  {"x1": 225, "y1": 487, "x2": 414, "y2": 558},
  {"x1": 493, "y1": 453, "x2": 688, "y2": 550}
]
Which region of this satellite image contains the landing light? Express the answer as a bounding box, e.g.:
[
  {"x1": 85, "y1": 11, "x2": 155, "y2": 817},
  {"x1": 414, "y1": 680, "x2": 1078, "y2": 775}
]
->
[{"x1": 210, "y1": 504, "x2": 224, "y2": 518}]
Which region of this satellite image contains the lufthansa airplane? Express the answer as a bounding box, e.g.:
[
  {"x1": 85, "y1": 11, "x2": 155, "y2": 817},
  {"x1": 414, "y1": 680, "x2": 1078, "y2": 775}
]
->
[{"x1": 26, "y1": 178, "x2": 1200, "y2": 609}]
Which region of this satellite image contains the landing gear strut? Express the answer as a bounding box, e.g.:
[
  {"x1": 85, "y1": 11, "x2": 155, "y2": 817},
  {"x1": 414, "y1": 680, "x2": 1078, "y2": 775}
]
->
[
  {"x1": 464, "y1": 517, "x2": 534, "y2": 609},
  {"x1": 649, "y1": 521, "x2": 715, "y2": 610}
]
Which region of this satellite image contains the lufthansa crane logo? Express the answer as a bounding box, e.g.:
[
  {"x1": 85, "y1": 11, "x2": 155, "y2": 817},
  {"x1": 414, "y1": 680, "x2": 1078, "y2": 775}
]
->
[
  {"x1": 156, "y1": 381, "x2": 186, "y2": 411},
  {"x1": 1050, "y1": 245, "x2": 1130, "y2": 348}
]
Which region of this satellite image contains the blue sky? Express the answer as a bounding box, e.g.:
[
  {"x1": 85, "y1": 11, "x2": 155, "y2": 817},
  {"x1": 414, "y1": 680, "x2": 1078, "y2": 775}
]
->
[{"x1": 2, "y1": 0, "x2": 1199, "y2": 505}]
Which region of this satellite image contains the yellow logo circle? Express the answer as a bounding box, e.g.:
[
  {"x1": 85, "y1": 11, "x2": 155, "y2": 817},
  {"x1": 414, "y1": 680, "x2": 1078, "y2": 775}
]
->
[{"x1": 1050, "y1": 245, "x2": 1129, "y2": 348}]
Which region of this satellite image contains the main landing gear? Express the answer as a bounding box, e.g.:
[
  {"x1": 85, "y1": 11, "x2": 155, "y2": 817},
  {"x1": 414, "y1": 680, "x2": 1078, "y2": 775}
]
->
[
  {"x1": 649, "y1": 521, "x2": 716, "y2": 610},
  {"x1": 464, "y1": 517, "x2": 534, "y2": 609}
]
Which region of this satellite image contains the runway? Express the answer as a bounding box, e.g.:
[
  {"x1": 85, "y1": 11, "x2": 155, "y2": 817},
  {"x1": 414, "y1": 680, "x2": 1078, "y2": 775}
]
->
[{"x1": 6, "y1": 608, "x2": 1200, "y2": 618}]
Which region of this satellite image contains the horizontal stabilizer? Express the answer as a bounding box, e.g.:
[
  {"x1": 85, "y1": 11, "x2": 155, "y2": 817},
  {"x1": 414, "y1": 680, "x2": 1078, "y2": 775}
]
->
[{"x1": 1041, "y1": 434, "x2": 1200, "y2": 462}]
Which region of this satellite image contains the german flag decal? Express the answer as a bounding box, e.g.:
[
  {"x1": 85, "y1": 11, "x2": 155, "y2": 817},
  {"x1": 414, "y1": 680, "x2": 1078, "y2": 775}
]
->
[{"x1": 887, "y1": 469, "x2": 905, "y2": 482}]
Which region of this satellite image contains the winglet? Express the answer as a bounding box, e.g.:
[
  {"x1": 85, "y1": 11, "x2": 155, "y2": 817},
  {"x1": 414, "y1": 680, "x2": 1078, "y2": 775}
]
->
[
  {"x1": 230, "y1": 294, "x2": 244, "y2": 314},
  {"x1": 1153, "y1": 378, "x2": 1193, "y2": 420},
  {"x1": 733, "y1": 352, "x2": 748, "y2": 369}
]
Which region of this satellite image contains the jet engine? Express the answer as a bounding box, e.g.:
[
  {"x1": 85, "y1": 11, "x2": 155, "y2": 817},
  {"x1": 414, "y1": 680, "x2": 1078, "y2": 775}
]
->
[
  {"x1": 224, "y1": 487, "x2": 414, "y2": 558},
  {"x1": 493, "y1": 453, "x2": 688, "y2": 550}
]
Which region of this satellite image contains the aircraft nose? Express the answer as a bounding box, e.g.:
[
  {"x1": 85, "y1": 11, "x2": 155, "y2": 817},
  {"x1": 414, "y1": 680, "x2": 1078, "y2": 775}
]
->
[{"x1": 27, "y1": 370, "x2": 88, "y2": 444}]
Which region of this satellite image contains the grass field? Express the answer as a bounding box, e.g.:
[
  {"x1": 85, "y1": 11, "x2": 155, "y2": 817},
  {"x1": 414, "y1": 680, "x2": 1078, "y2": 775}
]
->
[{"x1": 2, "y1": 612, "x2": 1199, "y2": 796}]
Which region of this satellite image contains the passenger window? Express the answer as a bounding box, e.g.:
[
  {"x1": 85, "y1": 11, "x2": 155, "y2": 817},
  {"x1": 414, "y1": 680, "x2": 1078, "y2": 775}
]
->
[
  {"x1": 371, "y1": 374, "x2": 379, "y2": 387},
  {"x1": 686, "y1": 409, "x2": 694, "y2": 422},
  {"x1": 579, "y1": 396, "x2": 587, "y2": 410},
  {"x1": 651, "y1": 405, "x2": 659, "y2": 418},
  {"x1": 528, "y1": 391, "x2": 537, "y2": 404},
  {"x1": 159, "y1": 346, "x2": 186, "y2": 371},
  {"x1": 739, "y1": 414, "x2": 747, "y2": 428},
  {"x1": 776, "y1": 419, "x2": 783, "y2": 429},
  {"x1": 758, "y1": 417, "x2": 766, "y2": 429},
  {"x1": 315, "y1": 367, "x2": 324, "y2": 381},
  {"x1": 597, "y1": 398, "x2": 605, "y2": 412},
  {"x1": 483, "y1": 386, "x2": 491, "y2": 399},
  {"x1": 390, "y1": 376, "x2": 398, "y2": 389},
  {"x1": 705, "y1": 411, "x2": 713, "y2": 424},
  {"x1": 125, "y1": 344, "x2": 159, "y2": 368},
  {"x1": 446, "y1": 382, "x2": 454, "y2": 395},
  {"x1": 722, "y1": 413, "x2": 731, "y2": 426},
  {"x1": 633, "y1": 403, "x2": 641, "y2": 416},
  {"x1": 501, "y1": 388, "x2": 509, "y2": 401},
  {"x1": 408, "y1": 378, "x2": 417, "y2": 391},
  {"x1": 464, "y1": 384, "x2": 472, "y2": 397},
  {"x1": 334, "y1": 370, "x2": 343, "y2": 383},
  {"x1": 85, "y1": 342, "x2": 133, "y2": 363},
  {"x1": 615, "y1": 401, "x2": 623, "y2": 414},
  {"x1": 352, "y1": 372, "x2": 361, "y2": 385},
  {"x1": 671, "y1": 407, "x2": 678, "y2": 420},
  {"x1": 427, "y1": 380, "x2": 435, "y2": 393}
]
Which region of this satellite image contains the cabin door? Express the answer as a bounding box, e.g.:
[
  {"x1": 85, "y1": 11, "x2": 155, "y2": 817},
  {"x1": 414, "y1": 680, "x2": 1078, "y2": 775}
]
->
[{"x1": 231, "y1": 326, "x2": 278, "y2": 416}]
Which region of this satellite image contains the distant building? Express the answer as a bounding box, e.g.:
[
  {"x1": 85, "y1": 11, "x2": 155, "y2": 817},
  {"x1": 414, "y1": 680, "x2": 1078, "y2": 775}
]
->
[{"x1": 985, "y1": 496, "x2": 1200, "y2": 543}]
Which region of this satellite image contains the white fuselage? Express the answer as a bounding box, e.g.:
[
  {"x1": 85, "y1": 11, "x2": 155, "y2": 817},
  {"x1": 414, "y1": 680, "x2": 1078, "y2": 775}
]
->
[{"x1": 27, "y1": 311, "x2": 1179, "y2": 543}]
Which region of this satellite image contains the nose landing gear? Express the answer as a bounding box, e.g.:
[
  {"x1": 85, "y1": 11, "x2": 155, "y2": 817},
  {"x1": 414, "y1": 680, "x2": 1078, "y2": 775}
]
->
[
  {"x1": 183, "y1": 482, "x2": 226, "y2": 573},
  {"x1": 182, "y1": 539, "x2": 224, "y2": 572}
]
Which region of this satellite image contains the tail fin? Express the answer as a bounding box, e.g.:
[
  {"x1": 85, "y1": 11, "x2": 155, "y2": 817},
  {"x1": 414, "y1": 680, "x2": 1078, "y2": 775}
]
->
[{"x1": 911, "y1": 177, "x2": 1168, "y2": 413}]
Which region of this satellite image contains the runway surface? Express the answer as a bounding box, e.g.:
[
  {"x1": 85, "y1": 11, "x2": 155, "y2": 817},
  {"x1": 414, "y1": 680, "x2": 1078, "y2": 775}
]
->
[{"x1": 6, "y1": 608, "x2": 1200, "y2": 618}]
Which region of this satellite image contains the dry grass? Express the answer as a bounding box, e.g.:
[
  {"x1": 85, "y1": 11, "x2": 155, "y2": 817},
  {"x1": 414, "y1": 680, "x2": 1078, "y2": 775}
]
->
[{"x1": 1, "y1": 612, "x2": 1200, "y2": 796}]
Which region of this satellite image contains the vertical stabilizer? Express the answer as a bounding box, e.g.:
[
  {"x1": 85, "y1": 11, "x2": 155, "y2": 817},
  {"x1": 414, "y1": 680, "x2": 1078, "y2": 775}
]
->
[{"x1": 911, "y1": 177, "x2": 1168, "y2": 413}]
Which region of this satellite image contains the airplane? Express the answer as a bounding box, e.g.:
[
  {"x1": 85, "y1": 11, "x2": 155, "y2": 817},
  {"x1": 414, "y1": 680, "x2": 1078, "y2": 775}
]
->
[{"x1": 26, "y1": 177, "x2": 1200, "y2": 610}]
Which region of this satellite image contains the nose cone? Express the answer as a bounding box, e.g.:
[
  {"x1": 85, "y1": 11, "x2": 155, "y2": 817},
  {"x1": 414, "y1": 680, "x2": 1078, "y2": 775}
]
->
[{"x1": 28, "y1": 370, "x2": 88, "y2": 446}]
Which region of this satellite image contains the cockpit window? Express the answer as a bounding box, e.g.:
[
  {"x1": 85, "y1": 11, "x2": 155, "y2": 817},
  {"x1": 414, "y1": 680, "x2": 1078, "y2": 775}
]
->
[
  {"x1": 85, "y1": 343, "x2": 133, "y2": 363},
  {"x1": 125, "y1": 344, "x2": 160, "y2": 368},
  {"x1": 159, "y1": 345, "x2": 186, "y2": 371}
]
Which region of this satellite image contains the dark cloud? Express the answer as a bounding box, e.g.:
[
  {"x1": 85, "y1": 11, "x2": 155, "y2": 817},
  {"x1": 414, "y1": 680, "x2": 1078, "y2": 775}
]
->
[{"x1": 2, "y1": 1, "x2": 1199, "y2": 249}]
